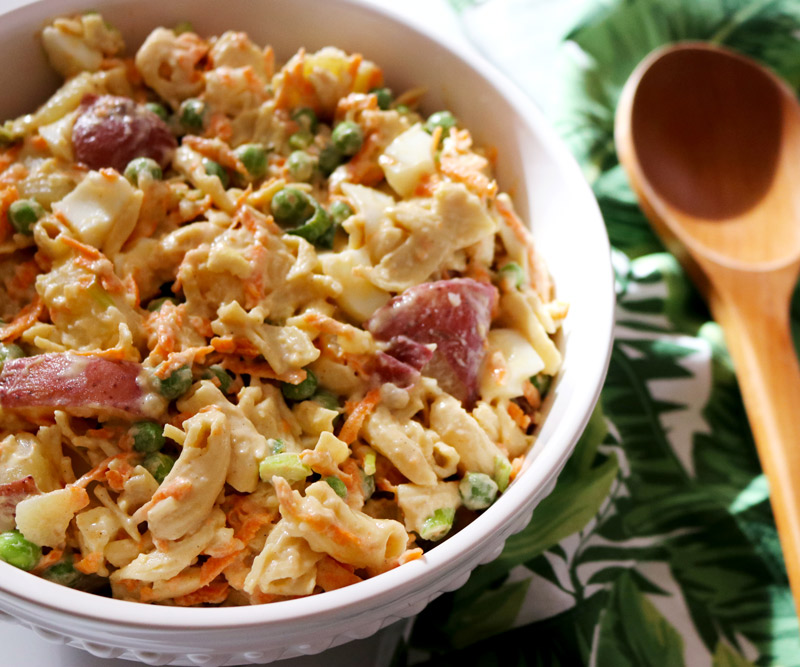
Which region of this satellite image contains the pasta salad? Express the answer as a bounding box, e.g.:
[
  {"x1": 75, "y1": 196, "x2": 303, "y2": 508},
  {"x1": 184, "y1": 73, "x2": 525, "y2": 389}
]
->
[{"x1": 0, "y1": 13, "x2": 567, "y2": 606}]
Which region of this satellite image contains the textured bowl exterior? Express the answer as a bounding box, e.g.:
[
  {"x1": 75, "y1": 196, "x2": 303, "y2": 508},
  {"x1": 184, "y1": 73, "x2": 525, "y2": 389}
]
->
[{"x1": 0, "y1": 0, "x2": 615, "y2": 664}]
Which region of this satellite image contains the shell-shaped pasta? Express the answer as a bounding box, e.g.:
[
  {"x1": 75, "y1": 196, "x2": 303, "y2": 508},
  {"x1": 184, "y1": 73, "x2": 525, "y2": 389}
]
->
[
  {"x1": 368, "y1": 182, "x2": 496, "y2": 292},
  {"x1": 429, "y1": 395, "x2": 510, "y2": 477},
  {"x1": 178, "y1": 381, "x2": 269, "y2": 493},
  {"x1": 209, "y1": 32, "x2": 270, "y2": 79},
  {"x1": 237, "y1": 382, "x2": 301, "y2": 452},
  {"x1": 362, "y1": 406, "x2": 438, "y2": 486},
  {"x1": 244, "y1": 521, "x2": 323, "y2": 596},
  {"x1": 42, "y1": 14, "x2": 124, "y2": 78},
  {"x1": 112, "y1": 508, "x2": 225, "y2": 583},
  {"x1": 146, "y1": 408, "x2": 231, "y2": 541},
  {"x1": 134, "y1": 28, "x2": 208, "y2": 109},
  {"x1": 498, "y1": 289, "x2": 562, "y2": 375},
  {"x1": 274, "y1": 478, "x2": 407, "y2": 570},
  {"x1": 15, "y1": 485, "x2": 89, "y2": 548}
]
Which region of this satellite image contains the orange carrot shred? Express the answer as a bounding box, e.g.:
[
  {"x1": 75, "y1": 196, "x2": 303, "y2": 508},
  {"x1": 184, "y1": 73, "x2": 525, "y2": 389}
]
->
[{"x1": 338, "y1": 388, "x2": 381, "y2": 444}]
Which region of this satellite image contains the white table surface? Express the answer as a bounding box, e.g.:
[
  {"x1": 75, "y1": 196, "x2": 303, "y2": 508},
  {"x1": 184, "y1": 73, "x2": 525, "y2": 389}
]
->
[{"x1": 0, "y1": 1, "x2": 474, "y2": 665}]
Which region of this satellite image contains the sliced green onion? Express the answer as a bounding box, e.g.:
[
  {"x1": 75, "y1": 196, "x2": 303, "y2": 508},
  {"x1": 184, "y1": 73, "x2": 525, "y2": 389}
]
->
[
  {"x1": 259, "y1": 453, "x2": 311, "y2": 483},
  {"x1": 494, "y1": 456, "x2": 512, "y2": 493},
  {"x1": 363, "y1": 451, "x2": 377, "y2": 476},
  {"x1": 359, "y1": 468, "x2": 375, "y2": 500},
  {"x1": 459, "y1": 472, "x2": 499, "y2": 510},
  {"x1": 324, "y1": 476, "x2": 347, "y2": 498},
  {"x1": 530, "y1": 373, "x2": 552, "y2": 398},
  {"x1": 499, "y1": 262, "x2": 525, "y2": 289},
  {"x1": 88, "y1": 282, "x2": 115, "y2": 310},
  {"x1": 267, "y1": 438, "x2": 285, "y2": 455},
  {"x1": 419, "y1": 507, "x2": 455, "y2": 542},
  {"x1": 42, "y1": 556, "x2": 85, "y2": 588}
]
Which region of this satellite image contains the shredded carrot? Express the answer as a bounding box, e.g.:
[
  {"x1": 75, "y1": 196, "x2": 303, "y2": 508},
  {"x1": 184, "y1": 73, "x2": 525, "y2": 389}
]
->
[
  {"x1": 509, "y1": 456, "x2": 524, "y2": 483},
  {"x1": 173, "y1": 581, "x2": 230, "y2": 606},
  {"x1": 209, "y1": 335, "x2": 261, "y2": 358},
  {"x1": 72, "y1": 453, "x2": 133, "y2": 489},
  {"x1": 156, "y1": 345, "x2": 214, "y2": 379},
  {"x1": 62, "y1": 235, "x2": 102, "y2": 259},
  {"x1": 75, "y1": 552, "x2": 104, "y2": 575},
  {"x1": 507, "y1": 401, "x2": 531, "y2": 430},
  {"x1": 32, "y1": 548, "x2": 63, "y2": 574},
  {"x1": 316, "y1": 556, "x2": 362, "y2": 592},
  {"x1": 182, "y1": 135, "x2": 243, "y2": 172},
  {"x1": 30, "y1": 134, "x2": 48, "y2": 152},
  {"x1": 205, "y1": 113, "x2": 233, "y2": 143},
  {"x1": 0, "y1": 163, "x2": 27, "y2": 187},
  {"x1": 6, "y1": 258, "x2": 40, "y2": 300},
  {"x1": 522, "y1": 379, "x2": 541, "y2": 410},
  {"x1": 338, "y1": 388, "x2": 381, "y2": 445},
  {"x1": 398, "y1": 547, "x2": 424, "y2": 564},
  {"x1": 273, "y1": 49, "x2": 319, "y2": 112},
  {"x1": 0, "y1": 146, "x2": 21, "y2": 174},
  {"x1": 0, "y1": 294, "x2": 44, "y2": 342},
  {"x1": 0, "y1": 186, "x2": 19, "y2": 243}
]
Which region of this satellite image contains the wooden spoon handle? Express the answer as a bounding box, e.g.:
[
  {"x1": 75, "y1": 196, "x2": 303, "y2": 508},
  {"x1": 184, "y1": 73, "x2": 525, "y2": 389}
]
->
[{"x1": 709, "y1": 281, "x2": 800, "y2": 599}]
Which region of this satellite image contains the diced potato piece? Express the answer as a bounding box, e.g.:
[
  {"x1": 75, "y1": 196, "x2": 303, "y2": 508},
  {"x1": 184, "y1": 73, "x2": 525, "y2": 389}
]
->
[
  {"x1": 52, "y1": 170, "x2": 143, "y2": 256},
  {"x1": 379, "y1": 123, "x2": 435, "y2": 198},
  {"x1": 15, "y1": 486, "x2": 89, "y2": 548}
]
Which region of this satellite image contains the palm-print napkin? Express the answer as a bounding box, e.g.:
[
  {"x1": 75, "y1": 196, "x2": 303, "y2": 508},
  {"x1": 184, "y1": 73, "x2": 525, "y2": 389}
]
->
[{"x1": 402, "y1": 1, "x2": 800, "y2": 664}]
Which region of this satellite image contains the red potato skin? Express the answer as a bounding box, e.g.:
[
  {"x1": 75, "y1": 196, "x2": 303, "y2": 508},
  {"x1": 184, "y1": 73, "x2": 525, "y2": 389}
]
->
[
  {"x1": 366, "y1": 278, "x2": 498, "y2": 406},
  {"x1": 0, "y1": 475, "x2": 39, "y2": 532},
  {"x1": 370, "y1": 336, "x2": 435, "y2": 389},
  {"x1": 72, "y1": 94, "x2": 177, "y2": 173},
  {"x1": 0, "y1": 353, "x2": 149, "y2": 419}
]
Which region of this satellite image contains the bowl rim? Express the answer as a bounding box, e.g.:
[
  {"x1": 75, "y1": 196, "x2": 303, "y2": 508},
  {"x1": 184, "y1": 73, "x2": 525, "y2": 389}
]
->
[{"x1": 0, "y1": 0, "x2": 615, "y2": 631}]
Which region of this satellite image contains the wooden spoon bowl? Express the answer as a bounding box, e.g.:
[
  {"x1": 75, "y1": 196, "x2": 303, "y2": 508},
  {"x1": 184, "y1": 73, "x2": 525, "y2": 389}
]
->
[{"x1": 616, "y1": 42, "x2": 800, "y2": 610}]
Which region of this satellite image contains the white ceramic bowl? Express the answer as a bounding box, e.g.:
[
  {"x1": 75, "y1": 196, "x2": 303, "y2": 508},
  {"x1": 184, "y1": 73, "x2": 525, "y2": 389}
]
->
[{"x1": 0, "y1": 0, "x2": 615, "y2": 664}]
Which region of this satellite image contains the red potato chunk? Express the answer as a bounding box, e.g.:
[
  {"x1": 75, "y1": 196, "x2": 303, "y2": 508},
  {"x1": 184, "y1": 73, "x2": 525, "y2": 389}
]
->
[
  {"x1": 371, "y1": 336, "x2": 435, "y2": 390},
  {"x1": 0, "y1": 353, "x2": 150, "y2": 419},
  {"x1": 0, "y1": 476, "x2": 39, "y2": 532},
  {"x1": 367, "y1": 279, "x2": 498, "y2": 406},
  {"x1": 72, "y1": 94, "x2": 177, "y2": 173}
]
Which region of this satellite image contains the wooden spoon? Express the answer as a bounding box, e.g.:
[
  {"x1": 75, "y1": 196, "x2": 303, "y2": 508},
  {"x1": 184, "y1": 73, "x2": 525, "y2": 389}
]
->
[{"x1": 615, "y1": 42, "x2": 800, "y2": 609}]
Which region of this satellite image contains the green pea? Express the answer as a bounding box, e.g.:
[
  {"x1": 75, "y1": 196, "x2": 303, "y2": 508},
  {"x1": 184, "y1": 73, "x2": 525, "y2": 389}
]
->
[
  {"x1": 0, "y1": 122, "x2": 21, "y2": 147},
  {"x1": 318, "y1": 144, "x2": 343, "y2": 176},
  {"x1": 259, "y1": 453, "x2": 311, "y2": 483},
  {"x1": 419, "y1": 508, "x2": 455, "y2": 542},
  {"x1": 270, "y1": 187, "x2": 314, "y2": 226},
  {"x1": 179, "y1": 98, "x2": 207, "y2": 134},
  {"x1": 370, "y1": 87, "x2": 393, "y2": 110},
  {"x1": 124, "y1": 157, "x2": 162, "y2": 186},
  {"x1": 144, "y1": 102, "x2": 169, "y2": 122},
  {"x1": 130, "y1": 420, "x2": 165, "y2": 454},
  {"x1": 0, "y1": 342, "x2": 24, "y2": 372},
  {"x1": 147, "y1": 296, "x2": 179, "y2": 312},
  {"x1": 328, "y1": 200, "x2": 353, "y2": 225},
  {"x1": 42, "y1": 556, "x2": 84, "y2": 588},
  {"x1": 174, "y1": 20, "x2": 194, "y2": 35},
  {"x1": 459, "y1": 472, "x2": 498, "y2": 510},
  {"x1": 281, "y1": 368, "x2": 318, "y2": 401},
  {"x1": 287, "y1": 150, "x2": 316, "y2": 182},
  {"x1": 324, "y1": 476, "x2": 347, "y2": 498},
  {"x1": 156, "y1": 365, "x2": 193, "y2": 400},
  {"x1": 288, "y1": 130, "x2": 313, "y2": 150},
  {"x1": 291, "y1": 107, "x2": 318, "y2": 133},
  {"x1": 143, "y1": 452, "x2": 175, "y2": 484},
  {"x1": 288, "y1": 205, "x2": 332, "y2": 245},
  {"x1": 203, "y1": 158, "x2": 229, "y2": 188},
  {"x1": 311, "y1": 389, "x2": 339, "y2": 411},
  {"x1": 424, "y1": 110, "x2": 457, "y2": 135},
  {"x1": 331, "y1": 121, "x2": 363, "y2": 156},
  {"x1": 0, "y1": 530, "x2": 41, "y2": 570},
  {"x1": 498, "y1": 262, "x2": 525, "y2": 289},
  {"x1": 202, "y1": 364, "x2": 232, "y2": 393},
  {"x1": 8, "y1": 199, "x2": 45, "y2": 236},
  {"x1": 234, "y1": 143, "x2": 268, "y2": 180}
]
